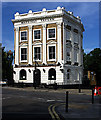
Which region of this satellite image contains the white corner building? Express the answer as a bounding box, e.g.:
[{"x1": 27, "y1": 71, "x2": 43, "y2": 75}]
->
[{"x1": 12, "y1": 7, "x2": 84, "y2": 86}]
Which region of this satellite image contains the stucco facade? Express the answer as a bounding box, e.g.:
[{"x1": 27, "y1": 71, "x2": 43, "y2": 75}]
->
[{"x1": 12, "y1": 6, "x2": 84, "y2": 85}]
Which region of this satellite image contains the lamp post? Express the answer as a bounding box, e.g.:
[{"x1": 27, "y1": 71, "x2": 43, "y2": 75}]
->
[
  {"x1": 79, "y1": 72, "x2": 81, "y2": 93},
  {"x1": 7, "y1": 50, "x2": 13, "y2": 86},
  {"x1": 34, "y1": 57, "x2": 36, "y2": 89},
  {"x1": 34, "y1": 56, "x2": 38, "y2": 89}
]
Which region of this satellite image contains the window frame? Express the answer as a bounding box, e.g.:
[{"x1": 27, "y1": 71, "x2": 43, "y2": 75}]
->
[
  {"x1": 33, "y1": 46, "x2": 42, "y2": 61},
  {"x1": 74, "y1": 49, "x2": 79, "y2": 63},
  {"x1": 74, "y1": 32, "x2": 79, "y2": 43},
  {"x1": 66, "y1": 29, "x2": 71, "y2": 41},
  {"x1": 20, "y1": 46, "x2": 27, "y2": 62},
  {"x1": 66, "y1": 47, "x2": 71, "y2": 61},
  {"x1": 48, "y1": 45, "x2": 56, "y2": 61},
  {"x1": 33, "y1": 29, "x2": 41, "y2": 41},
  {"x1": 47, "y1": 28, "x2": 56, "y2": 40},
  {"x1": 20, "y1": 30, "x2": 28, "y2": 42}
]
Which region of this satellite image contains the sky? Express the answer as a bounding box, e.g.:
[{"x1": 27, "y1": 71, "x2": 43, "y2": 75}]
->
[{"x1": 2, "y1": 2, "x2": 99, "y2": 53}]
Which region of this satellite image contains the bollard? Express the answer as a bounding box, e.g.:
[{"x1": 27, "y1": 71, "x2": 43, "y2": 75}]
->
[
  {"x1": 79, "y1": 84, "x2": 81, "y2": 93},
  {"x1": 66, "y1": 91, "x2": 68, "y2": 112},
  {"x1": 92, "y1": 88, "x2": 94, "y2": 104}
]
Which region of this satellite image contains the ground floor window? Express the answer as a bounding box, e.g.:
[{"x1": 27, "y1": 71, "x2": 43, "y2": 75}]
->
[
  {"x1": 20, "y1": 69, "x2": 27, "y2": 80},
  {"x1": 48, "y1": 68, "x2": 56, "y2": 80},
  {"x1": 67, "y1": 69, "x2": 70, "y2": 80}
]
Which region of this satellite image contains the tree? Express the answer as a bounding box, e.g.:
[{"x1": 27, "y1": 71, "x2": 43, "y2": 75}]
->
[
  {"x1": 2, "y1": 45, "x2": 14, "y2": 85},
  {"x1": 83, "y1": 48, "x2": 101, "y2": 86}
]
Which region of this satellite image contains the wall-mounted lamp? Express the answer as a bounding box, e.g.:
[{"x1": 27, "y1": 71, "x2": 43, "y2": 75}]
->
[
  {"x1": 60, "y1": 69, "x2": 64, "y2": 73},
  {"x1": 60, "y1": 65, "x2": 62, "y2": 68},
  {"x1": 28, "y1": 69, "x2": 31, "y2": 73},
  {"x1": 28, "y1": 64, "x2": 31, "y2": 67},
  {"x1": 43, "y1": 63, "x2": 45, "y2": 66},
  {"x1": 13, "y1": 71, "x2": 16, "y2": 74},
  {"x1": 43, "y1": 69, "x2": 45, "y2": 73},
  {"x1": 57, "y1": 62, "x2": 61, "y2": 66},
  {"x1": 15, "y1": 64, "x2": 18, "y2": 67}
]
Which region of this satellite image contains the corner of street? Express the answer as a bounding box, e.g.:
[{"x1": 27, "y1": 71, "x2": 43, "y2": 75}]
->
[{"x1": 2, "y1": 86, "x2": 101, "y2": 120}]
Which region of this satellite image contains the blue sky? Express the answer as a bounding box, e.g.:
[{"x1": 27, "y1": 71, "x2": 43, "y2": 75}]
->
[{"x1": 2, "y1": 2, "x2": 99, "y2": 53}]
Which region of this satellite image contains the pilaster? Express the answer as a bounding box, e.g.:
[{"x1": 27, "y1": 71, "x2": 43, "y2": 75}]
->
[
  {"x1": 28, "y1": 25, "x2": 32, "y2": 65},
  {"x1": 71, "y1": 27, "x2": 74, "y2": 64},
  {"x1": 42, "y1": 24, "x2": 47, "y2": 64},
  {"x1": 57, "y1": 22, "x2": 62, "y2": 63},
  {"x1": 63, "y1": 23, "x2": 67, "y2": 63},
  {"x1": 15, "y1": 27, "x2": 19, "y2": 65}
]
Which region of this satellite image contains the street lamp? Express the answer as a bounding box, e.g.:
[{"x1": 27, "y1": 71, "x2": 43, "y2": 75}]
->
[
  {"x1": 79, "y1": 72, "x2": 81, "y2": 93},
  {"x1": 34, "y1": 56, "x2": 38, "y2": 89}
]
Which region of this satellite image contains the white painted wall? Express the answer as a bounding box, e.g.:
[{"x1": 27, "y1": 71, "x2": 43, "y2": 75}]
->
[
  {"x1": 13, "y1": 66, "x2": 63, "y2": 84},
  {"x1": 13, "y1": 7, "x2": 84, "y2": 85}
]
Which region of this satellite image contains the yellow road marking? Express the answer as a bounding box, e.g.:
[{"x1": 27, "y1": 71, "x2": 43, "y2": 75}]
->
[
  {"x1": 48, "y1": 103, "x2": 64, "y2": 120},
  {"x1": 52, "y1": 105, "x2": 60, "y2": 120},
  {"x1": 48, "y1": 104, "x2": 56, "y2": 120}
]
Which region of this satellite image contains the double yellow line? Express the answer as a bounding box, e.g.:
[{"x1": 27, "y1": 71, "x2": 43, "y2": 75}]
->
[{"x1": 48, "y1": 103, "x2": 64, "y2": 120}]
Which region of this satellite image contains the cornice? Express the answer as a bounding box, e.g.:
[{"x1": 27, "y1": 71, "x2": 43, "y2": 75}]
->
[{"x1": 12, "y1": 14, "x2": 63, "y2": 23}]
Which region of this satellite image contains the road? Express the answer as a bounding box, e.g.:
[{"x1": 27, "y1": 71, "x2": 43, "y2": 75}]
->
[{"x1": 2, "y1": 87, "x2": 100, "y2": 120}]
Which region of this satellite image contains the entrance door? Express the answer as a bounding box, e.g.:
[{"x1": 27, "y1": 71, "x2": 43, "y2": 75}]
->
[{"x1": 33, "y1": 69, "x2": 41, "y2": 86}]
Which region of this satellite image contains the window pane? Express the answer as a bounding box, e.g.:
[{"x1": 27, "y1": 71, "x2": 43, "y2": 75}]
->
[
  {"x1": 49, "y1": 46, "x2": 55, "y2": 59},
  {"x1": 67, "y1": 69, "x2": 70, "y2": 80},
  {"x1": 49, "y1": 47, "x2": 52, "y2": 52},
  {"x1": 25, "y1": 55, "x2": 27, "y2": 60},
  {"x1": 53, "y1": 46, "x2": 55, "y2": 52},
  {"x1": 34, "y1": 30, "x2": 40, "y2": 39},
  {"x1": 34, "y1": 47, "x2": 41, "y2": 60},
  {"x1": 48, "y1": 29, "x2": 55, "y2": 38},
  {"x1": 53, "y1": 53, "x2": 55, "y2": 59},
  {"x1": 21, "y1": 48, "x2": 27, "y2": 61},
  {"x1": 49, "y1": 54, "x2": 52, "y2": 59},
  {"x1": 67, "y1": 73, "x2": 69, "y2": 79},
  {"x1": 21, "y1": 31, "x2": 27, "y2": 41},
  {"x1": 21, "y1": 55, "x2": 24, "y2": 60}
]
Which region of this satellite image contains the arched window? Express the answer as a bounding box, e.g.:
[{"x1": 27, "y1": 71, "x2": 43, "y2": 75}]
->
[
  {"x1": 67, "y1": 69, "x2": 70, "y2": 80},
  {"x1": 20, "y1": 69, "x2": 26, "y2": 80},
  {"x1": 48, "y1": 68, "x2": 56, "y2": 80}
]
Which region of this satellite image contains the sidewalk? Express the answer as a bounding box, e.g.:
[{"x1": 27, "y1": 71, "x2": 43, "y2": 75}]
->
[
  {"x1": 57, "y1": 97, "x2": 101, "y2": 120},
  {"x1": 2, "y1": 86, "x2": 92, "y2": 95}
]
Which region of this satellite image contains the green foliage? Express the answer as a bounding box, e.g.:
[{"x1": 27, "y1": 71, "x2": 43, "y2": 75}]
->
[
  {"x1": 2, "y1": 47, "x2": 14, "y2": 85},
  {"x1": 83, "y1": 48, "x2": 101, "y2": 85}
]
